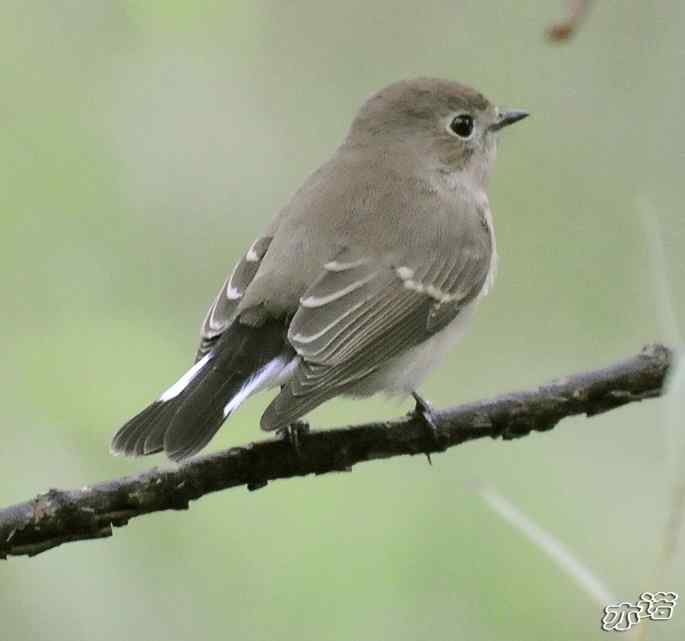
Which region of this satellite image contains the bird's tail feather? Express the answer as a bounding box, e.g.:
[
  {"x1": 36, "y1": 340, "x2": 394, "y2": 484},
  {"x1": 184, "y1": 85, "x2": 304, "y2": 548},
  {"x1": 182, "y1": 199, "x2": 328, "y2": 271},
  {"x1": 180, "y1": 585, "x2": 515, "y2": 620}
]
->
[{"x1": 111, "y1": 320, "x2": 289, "y2": 461}]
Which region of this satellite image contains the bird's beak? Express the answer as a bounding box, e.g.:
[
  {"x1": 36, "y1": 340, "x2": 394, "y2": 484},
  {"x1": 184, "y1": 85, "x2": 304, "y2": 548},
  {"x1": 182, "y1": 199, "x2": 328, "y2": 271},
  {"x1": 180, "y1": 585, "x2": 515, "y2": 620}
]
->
[{"x1": 490, "y1": 109, "x2": 529, "y2": 132}]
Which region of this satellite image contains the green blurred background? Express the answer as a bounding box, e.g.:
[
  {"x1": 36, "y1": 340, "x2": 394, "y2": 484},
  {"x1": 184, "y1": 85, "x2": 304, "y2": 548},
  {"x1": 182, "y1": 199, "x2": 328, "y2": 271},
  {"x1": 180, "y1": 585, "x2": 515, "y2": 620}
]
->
[{"x1": 1, "y1": 1, "x2": 684, "y2": 639}]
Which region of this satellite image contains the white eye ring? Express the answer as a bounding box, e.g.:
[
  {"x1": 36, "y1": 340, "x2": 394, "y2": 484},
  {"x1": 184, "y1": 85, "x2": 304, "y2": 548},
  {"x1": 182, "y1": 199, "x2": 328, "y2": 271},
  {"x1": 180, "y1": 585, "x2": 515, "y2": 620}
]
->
[{"x1": 447, "y1": 113, "x2": 475, "y2": 140}]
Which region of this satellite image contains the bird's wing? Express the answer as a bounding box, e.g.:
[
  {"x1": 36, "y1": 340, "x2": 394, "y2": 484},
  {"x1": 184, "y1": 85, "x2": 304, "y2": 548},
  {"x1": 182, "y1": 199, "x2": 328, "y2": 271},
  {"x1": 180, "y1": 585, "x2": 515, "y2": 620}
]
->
[
  {"x1": 195, "y1": 236, "x2": 273, "y2": 361},
  {"x1": 261, "y1": 232, "x2": 492, "y2": 431}
]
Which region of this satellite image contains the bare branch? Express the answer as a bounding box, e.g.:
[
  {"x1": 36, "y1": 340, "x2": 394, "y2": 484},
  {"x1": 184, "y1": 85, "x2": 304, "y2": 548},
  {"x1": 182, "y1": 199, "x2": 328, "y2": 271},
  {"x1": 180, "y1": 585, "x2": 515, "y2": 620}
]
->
[
  {"x1": 0, "y1": 344, "x2": 672, "y2": 560},
  {"x1": 547, "y1": 0, "x2": 594, "y2": 42}
]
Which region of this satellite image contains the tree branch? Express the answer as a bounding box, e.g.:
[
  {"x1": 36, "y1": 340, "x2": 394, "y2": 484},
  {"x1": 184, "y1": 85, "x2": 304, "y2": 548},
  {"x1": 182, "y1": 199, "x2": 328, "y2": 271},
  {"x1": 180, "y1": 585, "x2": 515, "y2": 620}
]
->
[
  {"x1": 0, "y1": 344, "x2": 673, "y2": 560},
  {"x1": 546, "y1": 0, "x2": 594, "y2": 42}
]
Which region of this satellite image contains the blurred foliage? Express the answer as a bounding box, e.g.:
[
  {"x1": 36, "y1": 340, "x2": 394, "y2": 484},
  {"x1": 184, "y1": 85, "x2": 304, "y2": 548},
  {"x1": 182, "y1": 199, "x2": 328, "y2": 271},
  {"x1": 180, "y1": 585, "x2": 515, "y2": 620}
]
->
[{"x1": 1, "y1": 1, "x2": 684, "y2": 640}]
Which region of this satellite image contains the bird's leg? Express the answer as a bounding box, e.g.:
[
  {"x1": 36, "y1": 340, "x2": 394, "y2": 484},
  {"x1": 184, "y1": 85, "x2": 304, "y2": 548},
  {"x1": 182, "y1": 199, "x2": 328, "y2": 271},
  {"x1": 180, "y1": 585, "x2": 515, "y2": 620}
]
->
[
  {"x1": 410, "y1": 391, "x2": 445, "y2": 464},
  {"x1": 275, "y1": 383, "x2": 309, "y2": 458},
  {"x1": 277, "y1": 420, "x2": 310, "y2": 458},
  {"x1": 412, "y1": 391, "x2": 439, "y2": 436}
]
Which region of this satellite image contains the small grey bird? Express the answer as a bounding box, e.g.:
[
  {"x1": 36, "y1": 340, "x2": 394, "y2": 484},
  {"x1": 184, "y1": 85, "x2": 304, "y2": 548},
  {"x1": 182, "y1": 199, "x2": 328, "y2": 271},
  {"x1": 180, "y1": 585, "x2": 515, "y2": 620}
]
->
[{"x1": 111, "y1": 77, "x2": 528, "y2": 461}]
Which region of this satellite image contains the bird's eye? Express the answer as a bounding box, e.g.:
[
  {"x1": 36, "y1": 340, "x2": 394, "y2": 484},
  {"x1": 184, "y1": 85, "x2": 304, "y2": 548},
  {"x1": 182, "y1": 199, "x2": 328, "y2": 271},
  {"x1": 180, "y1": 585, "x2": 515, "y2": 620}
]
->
[{"x1": 448, "y1": 114, "x2": 474, "y2": 139}]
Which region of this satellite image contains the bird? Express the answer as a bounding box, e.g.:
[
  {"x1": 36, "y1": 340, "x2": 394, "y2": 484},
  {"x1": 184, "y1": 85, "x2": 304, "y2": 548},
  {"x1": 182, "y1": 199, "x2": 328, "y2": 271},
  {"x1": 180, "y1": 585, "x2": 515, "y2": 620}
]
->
[{"x1": 111, "y1": 77, "x2": 528, "y2": 462}]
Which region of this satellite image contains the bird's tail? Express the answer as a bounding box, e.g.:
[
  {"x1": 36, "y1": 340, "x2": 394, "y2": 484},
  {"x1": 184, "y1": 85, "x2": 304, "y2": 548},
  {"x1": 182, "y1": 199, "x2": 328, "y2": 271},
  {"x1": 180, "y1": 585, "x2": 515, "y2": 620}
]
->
[{"x1": 111, "y1": 320, "x2": 292, "y2": 462}]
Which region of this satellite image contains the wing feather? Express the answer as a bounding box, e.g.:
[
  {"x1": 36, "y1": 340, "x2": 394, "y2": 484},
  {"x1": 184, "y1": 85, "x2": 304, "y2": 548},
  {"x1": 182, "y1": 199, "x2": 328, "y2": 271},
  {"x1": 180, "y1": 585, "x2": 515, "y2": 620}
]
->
[
  {"x1": 196, "y1": 236, "x2": 272, "y2": 360},
  {"x1": 263, "y1": 231, "x2": 492, "y2": 431}
]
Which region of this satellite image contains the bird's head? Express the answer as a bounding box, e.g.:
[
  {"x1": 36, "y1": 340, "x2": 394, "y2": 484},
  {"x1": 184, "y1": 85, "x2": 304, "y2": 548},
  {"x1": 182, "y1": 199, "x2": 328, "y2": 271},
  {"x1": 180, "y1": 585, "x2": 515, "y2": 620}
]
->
[{"x1": 347, "y1": 77, "x2": 528, "y2": 186}]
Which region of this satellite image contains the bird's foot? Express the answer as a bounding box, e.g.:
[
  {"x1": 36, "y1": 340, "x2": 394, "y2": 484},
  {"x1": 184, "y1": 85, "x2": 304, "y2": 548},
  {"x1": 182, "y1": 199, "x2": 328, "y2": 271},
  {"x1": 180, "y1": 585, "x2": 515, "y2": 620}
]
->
[
  {"x1": 277, "y1": 420, "x2": 310, "y2": 458},
  {"x1": 410, "y1": 392, "x2": 445, "y2": 465}
]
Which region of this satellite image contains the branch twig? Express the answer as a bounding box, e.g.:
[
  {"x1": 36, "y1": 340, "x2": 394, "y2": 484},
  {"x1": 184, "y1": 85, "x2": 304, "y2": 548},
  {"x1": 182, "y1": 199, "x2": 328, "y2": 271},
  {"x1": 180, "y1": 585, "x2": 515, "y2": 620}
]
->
[
  {"x1": 547, "y1": 0, "x2": 594, "y2": 42},
  {"x1": 0, "y1": 344, "x2": 672, "y2": 560}
]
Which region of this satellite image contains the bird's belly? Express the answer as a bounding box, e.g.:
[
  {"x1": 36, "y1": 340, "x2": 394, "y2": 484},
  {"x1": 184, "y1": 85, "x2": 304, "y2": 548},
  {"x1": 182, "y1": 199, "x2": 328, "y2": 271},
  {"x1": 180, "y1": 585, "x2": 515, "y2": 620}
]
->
[{"x1": 344, "y1": 303, "x2": 478, "y2": 398}]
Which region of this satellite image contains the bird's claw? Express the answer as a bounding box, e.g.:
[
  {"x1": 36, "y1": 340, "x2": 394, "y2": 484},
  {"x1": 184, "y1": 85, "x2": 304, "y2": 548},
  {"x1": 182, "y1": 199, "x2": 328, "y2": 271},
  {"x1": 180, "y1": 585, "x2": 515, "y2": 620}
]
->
[
  {"x1": 411, "y1": 392, "x2": 445, "y2": 464},
  {"x1": 277, "y1": 420, "x2": 310, "y2": 458}
]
